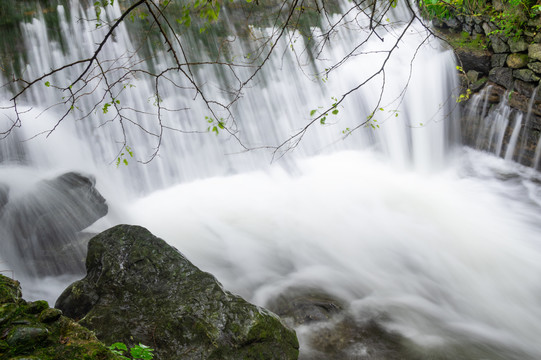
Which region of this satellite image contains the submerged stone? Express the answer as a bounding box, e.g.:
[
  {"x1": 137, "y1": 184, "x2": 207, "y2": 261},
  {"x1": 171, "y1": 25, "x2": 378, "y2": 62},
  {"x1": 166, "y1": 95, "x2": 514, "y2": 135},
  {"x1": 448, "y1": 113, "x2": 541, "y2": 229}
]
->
[
  {"x1": 56, "y1": 224, "x2": 299, "y2": 360},
  {"x1": 0, "y1": 172, "x2": 108, "y2": 277}
]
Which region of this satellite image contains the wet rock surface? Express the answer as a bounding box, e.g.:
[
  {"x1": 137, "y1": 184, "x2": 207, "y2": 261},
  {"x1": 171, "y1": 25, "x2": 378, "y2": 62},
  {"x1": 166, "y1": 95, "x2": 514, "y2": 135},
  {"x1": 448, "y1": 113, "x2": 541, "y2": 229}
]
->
[
  {"x1": 266, "y1": 288, "x2": 420, "y2": 360},
  {"x1": 56, "y1": 224, "x2": 299, "y2": 360},
  {"x1": 0, "y1": 172, "x2": 108, "y2": 276}
]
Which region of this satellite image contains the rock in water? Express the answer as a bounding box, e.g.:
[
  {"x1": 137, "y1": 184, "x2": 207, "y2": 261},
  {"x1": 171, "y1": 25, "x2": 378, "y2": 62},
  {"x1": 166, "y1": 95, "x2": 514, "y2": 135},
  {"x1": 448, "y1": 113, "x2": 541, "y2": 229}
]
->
[
  {"x1": 0, "y1": 183, "x2": 8, "y2": 217},
  {"x1": 0, "y1": 172, "x2": 108, "y2": 276},
  {"x1": 56, "y1": 225, "x2": 299, "y2": 360}
]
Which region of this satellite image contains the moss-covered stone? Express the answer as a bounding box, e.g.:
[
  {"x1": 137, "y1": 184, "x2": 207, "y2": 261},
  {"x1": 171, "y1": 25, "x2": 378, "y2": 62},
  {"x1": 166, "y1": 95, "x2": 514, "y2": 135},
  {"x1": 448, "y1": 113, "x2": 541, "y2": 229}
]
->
[
  {"x1": 528, "y1": 61, "x2": 541, "y2": 74},
  {"x1": 513, "y1": 68, "x2": 540, "y2": 82},
  {"x1": 56, "y1": 224, "x2": 299, "y2": 360},
  {"x1": 0, "y1": 275, "x2": 21, "y2": 304},
  {"x1": 506, "y1": 53, "x2": 529, "y2": 69},
  {"x1": 38, "y1": 309, "x2": 62, "y2": 324},
  {"x1": 0, "y1": 274, "x2": 122, "y2": 360},
  {"x1": 529, "y1": 43, "x2": 541, "y2": 62},
  {"x1": 26, "y1": 301, "x2": 48, "y2": 315}
]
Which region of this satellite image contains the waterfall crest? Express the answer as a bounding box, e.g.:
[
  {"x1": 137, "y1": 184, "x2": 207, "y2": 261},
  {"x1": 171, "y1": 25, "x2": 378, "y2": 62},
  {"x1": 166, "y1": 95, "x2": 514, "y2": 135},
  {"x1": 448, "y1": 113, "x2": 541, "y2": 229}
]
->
[{"x1": 1, "y1": 0, "x2": 460, "y2": 192}]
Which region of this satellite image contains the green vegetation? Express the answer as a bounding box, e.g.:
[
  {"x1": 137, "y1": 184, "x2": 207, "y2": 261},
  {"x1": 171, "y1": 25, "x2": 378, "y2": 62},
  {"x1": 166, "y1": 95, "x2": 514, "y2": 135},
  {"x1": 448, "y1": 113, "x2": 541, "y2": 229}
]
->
[
  {"x1": 109, "y1": 342, "x2": 154, "y2": 360},
  {"x1": 419, "y1": 0, "x2": 541, "y2": 39},
  {"x1": 0, "y1": 274, "x2": 123, "y2": 360}
]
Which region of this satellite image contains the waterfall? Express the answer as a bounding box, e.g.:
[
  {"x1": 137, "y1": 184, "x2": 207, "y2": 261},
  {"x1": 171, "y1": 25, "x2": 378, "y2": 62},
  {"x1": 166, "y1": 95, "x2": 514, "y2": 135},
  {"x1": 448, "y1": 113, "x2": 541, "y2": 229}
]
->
[
  {"x1": 464, "y1": 85, "x2": 541, "y2": 170},
  {"x1": 1, "y1": 1, "x2": 541, "y2": 359}
]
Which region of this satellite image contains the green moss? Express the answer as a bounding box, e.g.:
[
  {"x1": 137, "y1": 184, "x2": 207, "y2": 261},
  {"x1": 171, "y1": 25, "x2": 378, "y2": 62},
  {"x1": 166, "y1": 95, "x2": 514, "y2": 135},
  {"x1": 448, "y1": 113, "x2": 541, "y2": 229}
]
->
[
  {"x1": 0, "y1": 275, "x2": 122, "y2": 360},
  {"x1": 0, "y1": 275, "x2": 21, "y2": 303},
  {"x1": 444, "y1": 30, "x2": 489, "y2": 51}
]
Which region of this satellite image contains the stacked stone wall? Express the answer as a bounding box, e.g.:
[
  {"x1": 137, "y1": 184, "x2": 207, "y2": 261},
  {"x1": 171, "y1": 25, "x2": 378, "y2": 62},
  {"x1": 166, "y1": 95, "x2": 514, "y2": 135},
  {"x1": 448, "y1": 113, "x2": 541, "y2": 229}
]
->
[{"x1": 433, "y1": 12, "x2": 541, "y2": 169}]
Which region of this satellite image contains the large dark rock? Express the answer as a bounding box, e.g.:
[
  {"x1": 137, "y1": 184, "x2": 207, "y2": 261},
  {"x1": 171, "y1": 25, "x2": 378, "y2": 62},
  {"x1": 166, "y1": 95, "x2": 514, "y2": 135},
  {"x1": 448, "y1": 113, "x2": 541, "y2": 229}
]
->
[
  {"x1": 0, "y1": 274, "x2": 122, "y2": 360},
  {"x1": 56, "y1": 225, "x2": 299, "y2": 360},
  {"x1": 0, "y1": 172, "x2": 108, "y2": 276}
]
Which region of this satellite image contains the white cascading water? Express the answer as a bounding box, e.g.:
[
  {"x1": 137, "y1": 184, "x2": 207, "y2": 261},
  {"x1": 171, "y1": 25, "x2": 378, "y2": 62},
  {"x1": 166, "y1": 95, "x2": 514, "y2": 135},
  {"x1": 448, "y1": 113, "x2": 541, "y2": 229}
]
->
[{"x1": 1, "y1": 1, "x2": 541, "y2": 359}]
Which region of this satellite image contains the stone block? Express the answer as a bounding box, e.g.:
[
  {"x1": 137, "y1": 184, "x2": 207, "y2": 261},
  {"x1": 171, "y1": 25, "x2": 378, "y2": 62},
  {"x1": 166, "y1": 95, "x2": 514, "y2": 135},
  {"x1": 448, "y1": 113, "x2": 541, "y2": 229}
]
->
[
  {"x1": 508, "y1": 37, "x2": 529, "y2": 52},
  {"x1": 513, "y1": 69, "x2": 540, "y2": 82},
  {"x1": 527, "y1": 62, "x2": 541, "y2": 73},
  {"x1": 489, "y1": 67, "x2": 514, "y2": 88},
  {"x1": 482, "y1": 22, "x2": 497, "y2": 36},
  {"x1": 528, "y1": 43, "x2": 541, "y2": 61},
  {"x1": 490, "y1": 36, "x2": 510, "y2": 53},
  {"x1": 506, "y1": 53, "x2": 529, "y2": 68},
  {"x1": 491, "y1": 53, "x2": 508, "y2": 67}
]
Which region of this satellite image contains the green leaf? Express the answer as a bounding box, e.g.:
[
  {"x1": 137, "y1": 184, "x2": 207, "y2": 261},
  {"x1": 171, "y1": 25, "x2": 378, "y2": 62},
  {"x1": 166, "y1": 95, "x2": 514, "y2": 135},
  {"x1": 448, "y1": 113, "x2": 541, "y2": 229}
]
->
[
  {"x1": 332, "y1": 109, "x2": 339, "y2": 115},
  {"x1": 109, "y1": 343, "x2": 128, "y2": 351},
  {"x1": 320, "y1": 116, "x2": 326, "y2": 125},
  {"x1": 310, "y1": 109, "x2": 317, "y2": 117},
  {"x1": 44, "y1": 81, "x2": 50, "y2": 87},
  {"x1": 131, "y1": 344, "x2": 154, "y2": 360}
]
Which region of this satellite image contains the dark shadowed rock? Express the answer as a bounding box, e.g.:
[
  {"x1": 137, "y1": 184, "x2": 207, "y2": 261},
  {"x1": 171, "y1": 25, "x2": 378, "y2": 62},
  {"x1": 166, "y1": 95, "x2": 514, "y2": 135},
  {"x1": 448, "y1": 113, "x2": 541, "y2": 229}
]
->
[
  {"x1": 489, "y1": 67, "x2": 514, "y2": 88},
  {"x1": 455, "y1": 48, "x2": 491, "y2": 74},
  {"x1": 0, "y1": 172, "x2": 108, "y2": 276},
  {"x1": 56, "y1": 225, "x2": 299, "y2": 360}
]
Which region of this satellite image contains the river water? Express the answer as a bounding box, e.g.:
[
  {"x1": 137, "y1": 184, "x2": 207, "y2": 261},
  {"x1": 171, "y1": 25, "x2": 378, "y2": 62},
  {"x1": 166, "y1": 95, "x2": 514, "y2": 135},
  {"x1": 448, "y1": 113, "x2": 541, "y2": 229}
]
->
[{"x1": 1, "y1": 1, "x2": 541, "y2": 359}]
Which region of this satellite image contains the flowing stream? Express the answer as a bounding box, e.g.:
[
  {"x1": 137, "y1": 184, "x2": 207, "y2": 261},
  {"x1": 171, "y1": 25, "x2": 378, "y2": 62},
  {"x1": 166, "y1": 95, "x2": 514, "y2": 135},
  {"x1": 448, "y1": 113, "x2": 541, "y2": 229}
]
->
[{"x1": 1, "y1": 1, "x2": 541, "y2": 359}]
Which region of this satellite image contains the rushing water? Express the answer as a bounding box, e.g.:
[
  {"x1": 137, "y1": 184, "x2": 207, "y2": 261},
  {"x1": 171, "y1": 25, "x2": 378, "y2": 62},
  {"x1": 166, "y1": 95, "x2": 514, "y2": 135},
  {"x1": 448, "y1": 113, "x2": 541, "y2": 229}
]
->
[{"x1": 1, "y1": 1, "x2": 541, "y2": 359}]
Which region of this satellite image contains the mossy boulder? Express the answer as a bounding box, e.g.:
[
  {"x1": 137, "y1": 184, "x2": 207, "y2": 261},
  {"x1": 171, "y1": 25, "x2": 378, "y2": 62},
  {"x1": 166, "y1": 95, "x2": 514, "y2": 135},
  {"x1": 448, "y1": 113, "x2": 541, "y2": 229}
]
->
[
  {"x1": 56, "y1": 224, "x2": 299, "y2": 360},
  {"x1": 0, "y1": 274, "x2": 122, "y2": 360}
]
